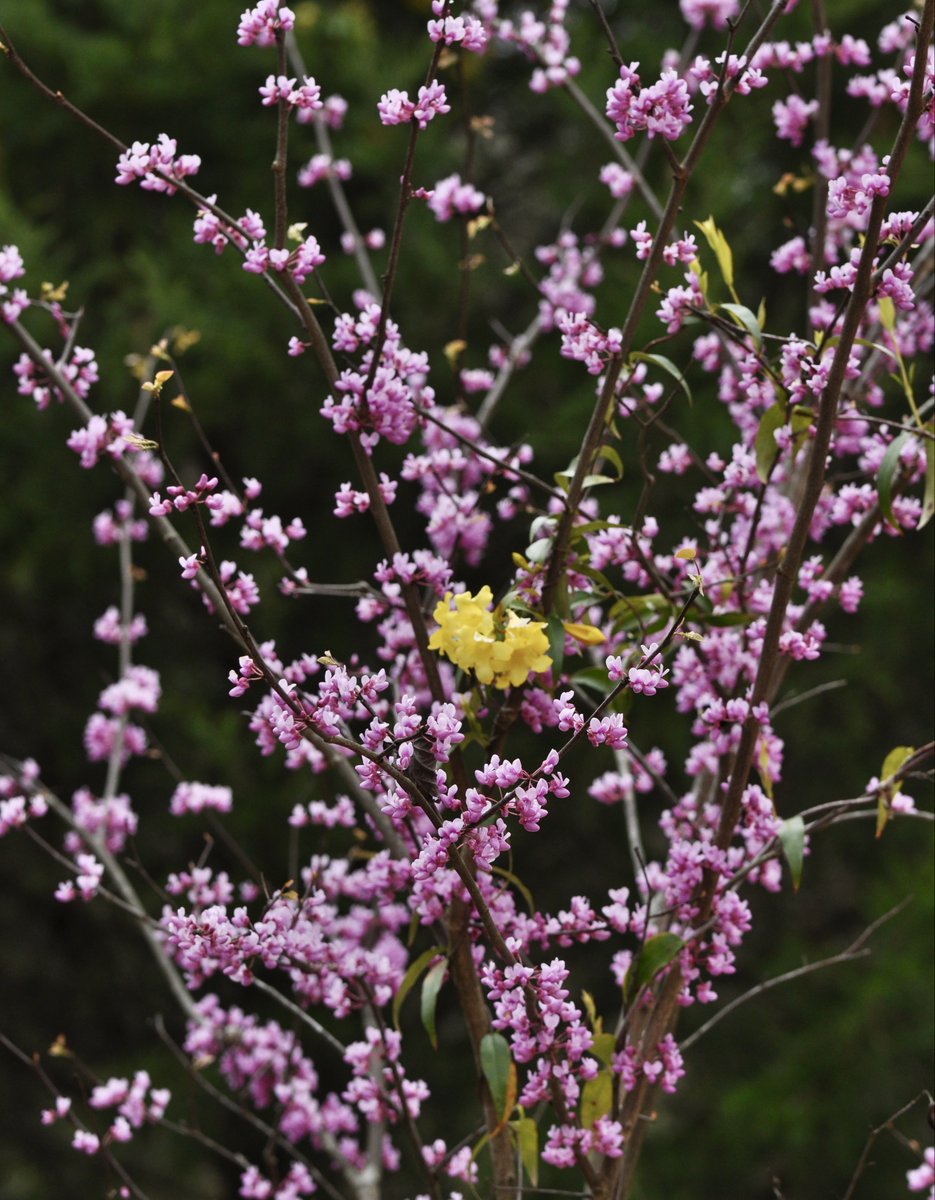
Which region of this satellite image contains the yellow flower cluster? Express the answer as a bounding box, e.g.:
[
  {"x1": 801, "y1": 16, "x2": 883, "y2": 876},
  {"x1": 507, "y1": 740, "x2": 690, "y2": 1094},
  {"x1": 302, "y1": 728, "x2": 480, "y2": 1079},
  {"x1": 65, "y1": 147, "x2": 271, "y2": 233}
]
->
[{"x1": 428, "y1": 587, "x2": 553, "y2": 690}]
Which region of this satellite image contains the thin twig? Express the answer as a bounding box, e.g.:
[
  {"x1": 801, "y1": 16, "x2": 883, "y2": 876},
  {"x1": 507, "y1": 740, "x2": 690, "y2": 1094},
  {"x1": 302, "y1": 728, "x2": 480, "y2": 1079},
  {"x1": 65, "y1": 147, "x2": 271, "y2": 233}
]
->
[{"x1": 680, "y1": 897, "x2": 912, "y2": 1052}]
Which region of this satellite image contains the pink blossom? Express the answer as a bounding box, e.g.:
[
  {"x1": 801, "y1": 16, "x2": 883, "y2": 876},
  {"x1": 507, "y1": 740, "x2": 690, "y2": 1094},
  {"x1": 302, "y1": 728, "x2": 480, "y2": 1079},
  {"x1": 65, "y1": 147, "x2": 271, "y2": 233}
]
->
[
  {"x1": 170, "y1": 782, "x2": 234, "y2": 816},
  {"x1": 71, "y1": 1130, "x2": 100, "y2": 1155},
  {"x1": 426, "y1": 174, "x2": 486, "y2": 222},
  {"x1": 115, "y1": 134, "x2": 201, "y2": 195},
  {"x1": 237, "y1": 1, "x2": 295, "y2": 47},
  {"x1": 773, "y1": 95, "x2": 818, "y2": 146},
  {"x1": 679, "y1": 0, "x2": 739, "y2": 29}
]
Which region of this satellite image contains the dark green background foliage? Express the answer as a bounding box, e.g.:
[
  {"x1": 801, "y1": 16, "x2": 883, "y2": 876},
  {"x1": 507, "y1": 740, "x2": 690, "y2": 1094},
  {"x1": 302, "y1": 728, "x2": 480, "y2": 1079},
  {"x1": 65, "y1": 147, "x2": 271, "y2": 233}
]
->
[{"x1": 0, "y1": 1, "x2": 931, "y2": 1198}]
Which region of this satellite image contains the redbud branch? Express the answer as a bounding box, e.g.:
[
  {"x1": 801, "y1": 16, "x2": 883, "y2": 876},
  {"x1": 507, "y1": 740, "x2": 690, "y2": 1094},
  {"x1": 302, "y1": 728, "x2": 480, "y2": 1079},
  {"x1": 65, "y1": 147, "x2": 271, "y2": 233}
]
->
[
  {"x1": 543, "y1": 0, "x2": 794, "y2": 622},
  {"x1": 6, "y1": 317, "x2": 244, "y2": 644},
  {"x1": 841, "y1": 1089, "x2": 935, "y2": 1200},
  {"x1": 249, "y1": 976, "x2": 346, "y2": 1055},
  {"x1": 0, "y1": 27, "x2": 303, "y2": 320},
  {"x1": 283, "y1": 32, "x2": 380, "y2": 297},
  {"x1": 151, "y1": 1015, "x2": 350, "y2": 1200},
  {"x1": 806, "y1": 0, "x2": 832, "y2": 315},
  {"x1": 0, "y1": 1033, "x2": 152, "y2": 1200},
  {"x1": 7, "y1": 765, "x2": 198, "y2": 1023},
  {"x1": 679, "y1": 897, "x2": 909, "y2": 1054},
  {"x1": 363, "y1": 1002, "x2": 443, "y2": 1200},
  {"x1": 873, "y1": 195, "x2": 935, "y2": 280},
  {"x1": 713, "y1": 0, "x2": 933, "y2": 862},
  {"x1": 561, "y1": 77, "x2": 664, "y2": 222},
  {"x1": 476, "y1": 312, "x2": 543, "y2": 428},
  {"x1": 272, "y1": 31, "x2": 291, "y2": 251}
]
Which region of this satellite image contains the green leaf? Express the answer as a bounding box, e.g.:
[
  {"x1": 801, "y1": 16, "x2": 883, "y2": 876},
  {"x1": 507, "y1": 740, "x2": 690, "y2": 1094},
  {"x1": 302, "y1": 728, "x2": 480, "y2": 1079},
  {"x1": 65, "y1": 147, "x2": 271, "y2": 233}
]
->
[
  {"x1": 630, "y1": 351, "x2": 692, "y2": 403},
  {"x1": 591, "y1": 1031, "x2": 617, "y2": 1067},
  {"x1": 512, "y1": 1116, "x2": 539, "y2": 1187},
  {"x1": 554, "y1": 454, "x2": 579, "y2": 491},
  {"x1": 694, "y1": 216, "x2": 735, "y2": 290},
  {"x1": 529, "y1": 515, "x2": 555, "y2": 541},
  {"x1": 779, "y1": 816, "x2": 805, "y2": 891},
  {"x1": 569, "y1": 665, "x2": 615, "y2": 698},
  {"x1": 624, "y1": 932, "x2": 684, "y2": 1001},
  {"x1": 598, "y1": 443, "x2": 625, "y2": 480},
  {"x1": 877, "y1": 431, "x2": 911, "y2": 529},
  {"x1": 420, "y1": 958, "x2": 447, "y2": 1049},
  {"x1": 877, "y1": 294, "x2": 896, "y2": 334},
  {"x1": 580, "y1": 1070, "x2": 613, "y2": 1130},
  {"x1": 609, "y1": 593, "x2": 672, "y2": 628},
  {"x1": 481, "y1": 1032, "x2": 513, "y2": 1121},
  {"x1": 393, "y1": 946, "x2": 443, "y2": 1029},
  {"x1": 717, "y1": 302, "x2": 763, "y2": 349},
  {"x1": 526, "y1": 536, "x2": 553, "y2": 564},
  {"x1": 920, "y1": 421, "x2": 934, "y2": 529},
  {"x1": 697, "y1": 610, "x2": 757, "y2": 628},
  {"x1": 876, "y1": 745, "x2": 915, "y2": 838},
  {"x1": 755, "y1": 402, "x2": 786, "y2": 483}
]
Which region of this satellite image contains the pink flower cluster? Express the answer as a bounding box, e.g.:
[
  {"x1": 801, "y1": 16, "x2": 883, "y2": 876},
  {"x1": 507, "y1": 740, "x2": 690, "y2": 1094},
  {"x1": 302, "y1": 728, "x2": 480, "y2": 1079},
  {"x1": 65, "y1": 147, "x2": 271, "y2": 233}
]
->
[
  {"x1": 322, "y1": 304, "x2": 434, "y2": 448},
  {"x1": 258, "y1": 74, "x2": 323, "y2": 114},
  {"x1": 427, "y1": 2, "x2": 489, "y2": 53},
  {"x1": 425, "y1": 173, "x2": 486, "y2": 222},
  {"x1": 14, "y1": 344, "x2": 99, "y2": 410},
  {"x1": 115, "y1": 134, "x2": 201, "y2": 194},
  {"x1": 377, "y1": 82, "x2": 450, "y2": 130},
  {"x1": 606, "y1": 62, "x2": 694, "y2": 142},
  {"x1": 237, "y1": 1, "x2": 295, "y2": 47},
  {"x1": 0, "y1": 243, "x2": 28, "y2": 323}
]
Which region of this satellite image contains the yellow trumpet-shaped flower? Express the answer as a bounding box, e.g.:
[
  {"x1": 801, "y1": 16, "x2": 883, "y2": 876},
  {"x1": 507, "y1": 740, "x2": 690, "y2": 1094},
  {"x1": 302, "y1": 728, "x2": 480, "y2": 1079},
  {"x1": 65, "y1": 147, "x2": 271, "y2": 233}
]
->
[{"x1": 428, "y1": 588, "x2": 552, "y2": 690}]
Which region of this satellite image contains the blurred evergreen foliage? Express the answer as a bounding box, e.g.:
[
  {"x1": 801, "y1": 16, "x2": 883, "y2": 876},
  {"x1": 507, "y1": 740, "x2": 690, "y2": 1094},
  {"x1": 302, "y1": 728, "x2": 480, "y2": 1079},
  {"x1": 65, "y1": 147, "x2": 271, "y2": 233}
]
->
[{"x1": 0, "y1": 1, "x2": 931, "y2": 1198}]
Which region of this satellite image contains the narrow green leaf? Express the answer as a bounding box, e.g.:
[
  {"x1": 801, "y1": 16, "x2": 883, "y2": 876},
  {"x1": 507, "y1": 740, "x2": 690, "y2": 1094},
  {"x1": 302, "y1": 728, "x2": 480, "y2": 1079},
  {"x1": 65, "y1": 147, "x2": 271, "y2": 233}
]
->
[
  {"x1": 591, "y1": 1031, "x2": 616, "y2": 1067},
  {"x1": 598, "y1": 443, "x2": 625, "y2": 479},
  {"x1": 698, "y1": 611, "x2": 757, "y2": 628},
  {"x1": 569, "y1": 665, "x2": 615, "y2": 698},
  {"x1": 529, "y1": 514, "x2": 555, "y2": 541},
  {"x1": 624, "y1": 932, "x2": 684, "y2": 1001},
  {"x1": 481, "y1": 1032, "x2": 513, "y2": 1120},
  {"x1": 779, "y1": 816, "x2": 805, "y2": 891},
  {"x1": 881, "y1": 744, "x2": 915, "y2": 781},
  {"x1": 877, "y1": 431, "x2": 911, "y2": 529},
  {"x1": 393, "y1": 946, "x2": 442, "y2": 1029},
  {"x1": 877, "y1": 294, "x2": 896, "y2": 334},
  {"x1": 580, "y1": 1070, "x2": 613, "y2": 1130},
  {"x1": 567, "y1": 519, "x2": 613, "y2": 541},
  {"x1": 609, "y1": 593, "x2": 671, "y2": 622},
  {"x1": 920, "y1": 421, "x2": 934, "y2": 529},
  {"x1": 513, "y1": 1116, "x2": 539, "y2": 1187},
  {"x1": 755, "y1": 402, "x2": 786, "y2": 483},
  {"x1": 630, "y1": 351, "x2": 692, "y2": 403},
  {"x1": 876, "y1": 745, "x2": 916, "y2": 838},
  {"x1": 554, "y1": 454, "x2": 579, "y2": 491},
  {"x1": 694, "y1": 216, "x2": 734, "y2": 289},
  {"x1": 717, "y1": 302, "x2": 763, "y2": 349},
  {"x1": 526, "y1": 536, "x2": 553, "y2": 564},
  {"x1": 420, "y1": 958, "x2": 447, "y2": 1049}
]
